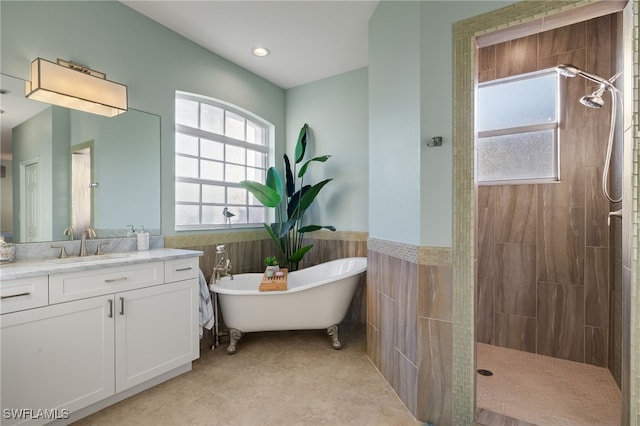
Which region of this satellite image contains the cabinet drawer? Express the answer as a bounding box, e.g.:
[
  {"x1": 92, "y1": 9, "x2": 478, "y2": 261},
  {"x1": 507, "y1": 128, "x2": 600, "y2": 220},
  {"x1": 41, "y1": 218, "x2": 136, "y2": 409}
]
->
[
  {"x1": 50, "y1": 262, "x2": 164, "y2": 303},
  {"x1": 165, "y1": 257, "x2": 200, "y2": 283},
  {"x1": 0, "y1": 276, "x2": 49, "y2": 314}
]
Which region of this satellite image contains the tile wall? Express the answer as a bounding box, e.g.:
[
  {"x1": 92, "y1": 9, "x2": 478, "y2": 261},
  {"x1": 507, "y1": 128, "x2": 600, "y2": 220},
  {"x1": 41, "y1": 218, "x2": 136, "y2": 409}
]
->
[
  {"x1": 475, "y1": 14, "x2": 619, "y2": 369},
  {"x1": 367, "y1": 238, "x2": 453, "y2": 424}
]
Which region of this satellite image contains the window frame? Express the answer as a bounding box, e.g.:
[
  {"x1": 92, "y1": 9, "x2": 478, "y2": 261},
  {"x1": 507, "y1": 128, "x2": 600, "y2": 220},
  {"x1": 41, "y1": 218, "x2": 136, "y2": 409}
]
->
[
  {"x1": 174, "y1": 92, "x2": 273, "y2": 231},
  {"x1": 476, "y1": 68, "x2": 560, "y2": 185}
]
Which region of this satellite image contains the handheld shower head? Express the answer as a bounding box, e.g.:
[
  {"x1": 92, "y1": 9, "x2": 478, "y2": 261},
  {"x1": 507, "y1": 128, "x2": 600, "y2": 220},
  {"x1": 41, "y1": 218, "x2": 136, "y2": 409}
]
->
[
  {"x1": 556, "y1": 64, "x2": 580, "y2": 78},
  {"x1": 579, "y1": 86, "x2": 606, "y2": 108},
  {"x1": 555, "y1": 63, "x2": 620, "y2": 91}
]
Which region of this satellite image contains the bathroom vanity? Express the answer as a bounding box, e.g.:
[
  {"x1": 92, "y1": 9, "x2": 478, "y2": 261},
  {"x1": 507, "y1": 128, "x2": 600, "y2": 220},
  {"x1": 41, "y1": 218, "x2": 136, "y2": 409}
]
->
[{"x1": 0, "y1": 248, "x2": 202, "y2": 425}]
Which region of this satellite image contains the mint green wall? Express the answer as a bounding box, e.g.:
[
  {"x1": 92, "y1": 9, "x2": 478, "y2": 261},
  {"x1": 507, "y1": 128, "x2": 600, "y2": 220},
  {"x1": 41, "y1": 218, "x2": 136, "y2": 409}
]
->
[
  {"x1": 419, "y1": 1, "x2": 515, "y2": 247},
  {"x1": 285, "y1": 68, "x2": 369, "y2": 232},
  {"x1": 51, "y1": 107, "x2": 71, "y2": 240},
  {"x1": 1, "y1": 0, "x2": 286, "y2": 237},
  {"x1": 369, "y1": 1, "x2": 422, "y2": 244},
  {"x1": 369, "y1": 0, "x2": 515, "y2": 246}
]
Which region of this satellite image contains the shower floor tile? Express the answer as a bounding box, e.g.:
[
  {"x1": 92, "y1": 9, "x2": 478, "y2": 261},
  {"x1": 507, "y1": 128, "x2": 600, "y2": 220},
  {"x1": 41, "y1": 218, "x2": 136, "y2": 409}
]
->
[{"x1": 476, "y1": 343, "x2": 622, "y2": 426}]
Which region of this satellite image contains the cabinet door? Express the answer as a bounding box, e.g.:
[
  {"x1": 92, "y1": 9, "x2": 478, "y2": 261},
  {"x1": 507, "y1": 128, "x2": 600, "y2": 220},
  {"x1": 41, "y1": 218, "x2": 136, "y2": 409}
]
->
[
  {"x1": 1, "y1": 296, "x2": 115, "y2": 425},
  {"x1": 115, "y1": 279, "x2": 198, "y2": 392}
]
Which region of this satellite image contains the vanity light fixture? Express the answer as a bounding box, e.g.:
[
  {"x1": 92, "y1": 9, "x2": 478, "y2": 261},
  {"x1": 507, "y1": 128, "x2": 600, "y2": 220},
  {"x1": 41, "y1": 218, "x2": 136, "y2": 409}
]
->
[
  {"x1": 252, "y1": 47, "x2": 270, "y2": 57},
  {"x1": 25, "y1": 58, "x2": 128, "y2": 117}
]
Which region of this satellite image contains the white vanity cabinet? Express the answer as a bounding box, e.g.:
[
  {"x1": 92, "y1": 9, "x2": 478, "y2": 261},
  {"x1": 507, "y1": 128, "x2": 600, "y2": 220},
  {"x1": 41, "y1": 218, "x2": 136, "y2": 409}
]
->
[
  {"x1": 0, "y1": 251, "x2": 201, "y2": 426},
  {"x1": 114, "y1": 277, "x2": 198, "y2": 392},
  {"x1": 1, "y1": 295, "x2": 116, "y2": 426}
]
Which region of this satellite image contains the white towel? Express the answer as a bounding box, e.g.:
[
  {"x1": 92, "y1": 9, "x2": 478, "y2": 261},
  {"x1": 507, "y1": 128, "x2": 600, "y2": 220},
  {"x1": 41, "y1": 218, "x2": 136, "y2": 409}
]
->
[{"x1": 198, "y1": 269, "x2": 215, "y2": 339}]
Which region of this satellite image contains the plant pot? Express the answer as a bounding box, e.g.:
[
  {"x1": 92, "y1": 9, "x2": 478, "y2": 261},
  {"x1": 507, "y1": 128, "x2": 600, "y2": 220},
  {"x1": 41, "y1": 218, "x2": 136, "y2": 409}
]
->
[{"x1": 265, "y1": 265, "x2": 279, "y2": 278}]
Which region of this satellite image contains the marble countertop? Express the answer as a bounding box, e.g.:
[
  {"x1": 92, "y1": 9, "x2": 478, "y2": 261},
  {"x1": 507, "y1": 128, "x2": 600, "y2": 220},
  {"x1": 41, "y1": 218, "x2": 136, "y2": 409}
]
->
[{"x1": 0, "y1": 248, "x2": 204, "y2": 281}]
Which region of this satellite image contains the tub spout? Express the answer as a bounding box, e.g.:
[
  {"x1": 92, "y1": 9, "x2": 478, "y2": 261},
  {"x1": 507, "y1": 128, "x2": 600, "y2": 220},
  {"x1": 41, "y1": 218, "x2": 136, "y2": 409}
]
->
[{"x1": 213, "y1": 245, "x2": 234, "y2": 283}]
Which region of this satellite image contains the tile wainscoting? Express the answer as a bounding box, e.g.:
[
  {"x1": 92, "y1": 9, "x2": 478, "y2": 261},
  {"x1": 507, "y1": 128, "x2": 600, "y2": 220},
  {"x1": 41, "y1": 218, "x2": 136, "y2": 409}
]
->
[{"x1": 367, "y1": 237, "x2": 453, "y2": 424}]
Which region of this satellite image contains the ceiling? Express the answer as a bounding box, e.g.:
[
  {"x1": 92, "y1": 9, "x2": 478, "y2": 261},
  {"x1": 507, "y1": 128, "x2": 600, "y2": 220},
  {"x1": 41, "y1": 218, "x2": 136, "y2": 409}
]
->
[{"x1": 120, "y1": 0, "x2": 380, "y2": 89}]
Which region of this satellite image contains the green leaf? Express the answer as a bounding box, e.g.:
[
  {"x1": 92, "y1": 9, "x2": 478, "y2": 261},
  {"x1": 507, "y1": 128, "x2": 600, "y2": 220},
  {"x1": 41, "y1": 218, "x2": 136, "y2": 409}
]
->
[
  {"x1": 239, "y1": 180, "x2": 281, "y2": 207},
  {"x1": 294, "y1": 123, "x2": 308, "y2": 164},
  {"x1": 298, "y1": 225, "x2": 336, "y2": 233},
  {"x1": 271, "y1": 220, "x2": 293, "y2": 239},
  {"x1": 288, "y1": 244, "x2": 313, "y2": 264},
  {"x1": 283, "y1": 154, "x2": 295, "y2": 197},
  {"x1": 287, "y1": 185, "x2": 311, "y2": 220},
  {"x1": 298, "y1": 179, "x2": 332, "y2": 211},
  {"x1": 297, "y1": 155, "x2": 331, "y2": 178},
  {"x1": 266, "y1": 167, "x2": 283, "y2": 197},
  {"x1": 263, "y1": 223, "x2": 284, "y2": 255}
]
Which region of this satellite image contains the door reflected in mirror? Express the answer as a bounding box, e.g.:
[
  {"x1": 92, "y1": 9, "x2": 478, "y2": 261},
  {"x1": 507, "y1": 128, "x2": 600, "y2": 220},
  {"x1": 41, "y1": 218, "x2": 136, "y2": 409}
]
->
[
  {"x1": 0, "y1": 74, "x2": 161, "y2": 243},
  {"x1": 71, "y1": 142, "x2": 93, "y2": 236}
]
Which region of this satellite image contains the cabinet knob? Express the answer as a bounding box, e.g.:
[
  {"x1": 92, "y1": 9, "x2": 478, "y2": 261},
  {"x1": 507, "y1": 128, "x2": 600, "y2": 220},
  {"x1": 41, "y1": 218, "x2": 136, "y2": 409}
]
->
[{"x1": 119, "y1": 297, "x2": 125, "y2": 315}]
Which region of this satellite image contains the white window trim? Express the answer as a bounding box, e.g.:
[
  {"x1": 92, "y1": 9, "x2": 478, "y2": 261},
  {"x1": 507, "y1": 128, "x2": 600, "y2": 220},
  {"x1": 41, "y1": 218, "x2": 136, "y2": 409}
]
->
[
  {"x1": 174, "y1": 92, "x2": 273, "y2": 231},
  {"x1": 476, "y1": 68, "x2": 560, "y2": 185}
]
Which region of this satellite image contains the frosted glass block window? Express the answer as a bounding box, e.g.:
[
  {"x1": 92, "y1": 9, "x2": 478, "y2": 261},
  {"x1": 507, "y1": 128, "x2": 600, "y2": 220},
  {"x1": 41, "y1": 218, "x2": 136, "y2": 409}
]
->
[
  {"x1": 174, "y1": 91, "x2": 272, "y2": 229},
  {"x1": 477, "y1": 70, "x2": 559, "y2": 184}
]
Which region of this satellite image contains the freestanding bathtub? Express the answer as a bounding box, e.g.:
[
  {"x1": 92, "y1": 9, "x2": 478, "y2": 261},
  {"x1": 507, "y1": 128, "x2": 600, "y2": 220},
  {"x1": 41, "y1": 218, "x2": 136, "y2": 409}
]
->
[{"x1": 210, "y1": 257, "x2": 367, "y2": 354}]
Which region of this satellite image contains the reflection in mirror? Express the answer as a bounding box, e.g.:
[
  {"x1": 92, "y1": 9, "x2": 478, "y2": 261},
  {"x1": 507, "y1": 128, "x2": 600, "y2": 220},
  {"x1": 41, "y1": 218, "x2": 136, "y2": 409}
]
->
[{"x1": 0, "y1": 74, "x2": 161, "y2": 243}]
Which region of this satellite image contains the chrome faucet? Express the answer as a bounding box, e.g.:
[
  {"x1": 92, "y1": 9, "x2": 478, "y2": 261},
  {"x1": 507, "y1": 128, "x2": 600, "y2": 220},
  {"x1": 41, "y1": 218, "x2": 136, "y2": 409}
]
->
[
  {"x1": 79, "y1": 227, "x2": 96, "y2": 257},
  {"x1": 213, "y1": 245, "x2": 233, "y2": 283}
]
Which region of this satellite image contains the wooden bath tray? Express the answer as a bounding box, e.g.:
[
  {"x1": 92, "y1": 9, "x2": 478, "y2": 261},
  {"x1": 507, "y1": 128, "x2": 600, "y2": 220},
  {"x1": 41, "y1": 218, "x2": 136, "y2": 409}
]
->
[{"x1": 259, "y1": 268, "x2": 288, "y2": 291}]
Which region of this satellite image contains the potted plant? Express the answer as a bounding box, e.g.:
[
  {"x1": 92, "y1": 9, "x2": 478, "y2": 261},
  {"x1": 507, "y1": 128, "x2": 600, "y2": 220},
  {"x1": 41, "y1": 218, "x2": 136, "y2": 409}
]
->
[
  {"x1": 264, "y1": 256, "x2": 280, "y2": 278},
  {"x1": 240, "y1": 123, "x2": 335, "y2": 271}
]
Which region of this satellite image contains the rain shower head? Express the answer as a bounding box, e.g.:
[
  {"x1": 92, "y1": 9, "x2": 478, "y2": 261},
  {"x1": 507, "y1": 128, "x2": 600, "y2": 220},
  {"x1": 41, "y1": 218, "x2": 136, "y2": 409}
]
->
[{"x1": 579, "y1": 89, "x2": 606, "y2": 108}]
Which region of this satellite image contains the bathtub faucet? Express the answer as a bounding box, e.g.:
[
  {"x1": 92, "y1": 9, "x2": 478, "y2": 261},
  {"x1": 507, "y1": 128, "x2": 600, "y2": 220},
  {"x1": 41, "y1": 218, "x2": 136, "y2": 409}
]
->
[{"x1": 213, "y1": 245, "x2": 233, "y2": 283}]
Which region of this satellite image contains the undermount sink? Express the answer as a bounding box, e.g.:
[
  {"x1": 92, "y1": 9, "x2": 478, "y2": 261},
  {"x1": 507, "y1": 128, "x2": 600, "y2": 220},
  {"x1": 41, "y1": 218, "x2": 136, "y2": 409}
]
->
[{"x1": 48, "y1": 253, "x2": 133, "y2": 263}]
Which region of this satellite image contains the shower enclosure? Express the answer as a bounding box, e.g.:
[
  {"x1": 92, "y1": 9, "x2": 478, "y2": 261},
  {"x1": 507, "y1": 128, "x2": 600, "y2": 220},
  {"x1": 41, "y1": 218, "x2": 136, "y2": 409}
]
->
[{"x1": 474, "y1": 11, "x2": 627, "y2": 425}]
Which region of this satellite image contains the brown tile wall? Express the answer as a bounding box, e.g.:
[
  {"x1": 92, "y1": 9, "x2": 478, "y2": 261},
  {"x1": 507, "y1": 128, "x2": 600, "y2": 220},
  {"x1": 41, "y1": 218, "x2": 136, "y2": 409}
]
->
[
  {"x1": 367, "y1": 239, "x2": 453, "y2": 424},
  {"x1": 476, "y1": 15, "x2": 618, "y2": 368}
]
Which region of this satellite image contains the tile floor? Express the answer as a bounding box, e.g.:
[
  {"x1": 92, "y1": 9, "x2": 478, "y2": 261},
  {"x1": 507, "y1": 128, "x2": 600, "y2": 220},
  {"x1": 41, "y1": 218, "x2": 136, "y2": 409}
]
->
[
  {"x1": 73, "y1": 322, "x2": 422, "y2": 426},
  {"x1": 475, "y1": 343, "x2": 622, "y2": 426}
]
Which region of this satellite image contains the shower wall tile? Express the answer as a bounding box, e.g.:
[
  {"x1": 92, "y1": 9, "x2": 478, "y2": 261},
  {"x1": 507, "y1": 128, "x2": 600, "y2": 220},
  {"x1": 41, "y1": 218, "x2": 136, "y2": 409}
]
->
[
  {"x1": 418, "y1": 265, "x2": 453, "y2": 322},
  {"x1": 537, "y1": 206, "x2": 585, "y2": 285},
  {"x1": 417, "y1": 317, "x2": 453, "y2": 425},
  {"x1": 585, "y1": 167, "x2": 610, "y2": 247},
  {"x1": 585, "y1": 246, "x2": 609, "y2": 328},
  {"x1": 494, "y1": 185, "x2": 537, "y2": 244},
  {"x1": 477, "y1": 185, "x2": 494, "y2": 208},
  {"x1": 538, "y1": 21, "x2": 586, "y2": 57},
  {"x1": 478, "y1": 44, "x2": 495, "y2": 73},
  {"x1": 494, "y1": 313, "x2": 536, "y2": 353},
  {"x1": 541, "y1": 127, "x2": 586, "y2": 208},
  {"x1": 537, "y1": 282, "x2": 585, "y2": 362},
  {"x1": 495, "y1": 34, "x2": 538, "y2": 78},
  {"x1": 585, "y1": 326, "x2": 608, "y2": 367},
  {"x1": 476, "y1": 207, "x2": 495, "y2": 344},
  {"x1": 477, "y1": 14, "x2": 613, "y2": 371},
  {"x1": 495, "y1": 243, "x2": 536, "y2": 317},
  {"x1": 476, "y1": 271, "x2": 495, "y2": 345},
  {"x1": 586, "y1": 15, "x2": 612, "y2": 84}
]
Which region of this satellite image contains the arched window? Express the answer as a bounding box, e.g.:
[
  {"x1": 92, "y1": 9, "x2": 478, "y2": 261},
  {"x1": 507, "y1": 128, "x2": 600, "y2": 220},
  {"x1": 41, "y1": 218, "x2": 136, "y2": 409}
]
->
[{"x1": 174, "y1": 92, "x2": 272, "y2": 229}]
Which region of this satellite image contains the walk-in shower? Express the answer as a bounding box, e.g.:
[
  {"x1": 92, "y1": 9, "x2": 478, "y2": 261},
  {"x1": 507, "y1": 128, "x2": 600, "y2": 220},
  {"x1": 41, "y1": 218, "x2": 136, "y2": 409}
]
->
[{"x1": 556, "y1": 64, "x2": 623, "y2": 203}]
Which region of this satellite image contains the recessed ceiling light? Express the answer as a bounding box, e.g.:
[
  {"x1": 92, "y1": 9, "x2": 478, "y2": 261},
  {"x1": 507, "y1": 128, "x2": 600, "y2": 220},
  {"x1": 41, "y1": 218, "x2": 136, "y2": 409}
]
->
[{"x1": 252, "y1": 47, "x2": 270, "y2": 57}]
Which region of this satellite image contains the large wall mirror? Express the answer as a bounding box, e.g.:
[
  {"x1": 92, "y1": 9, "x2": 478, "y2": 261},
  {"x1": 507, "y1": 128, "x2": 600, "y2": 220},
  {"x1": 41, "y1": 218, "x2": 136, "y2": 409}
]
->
[{"x1": 0, "y1": 74, "x2": 161, "y2": 243}]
